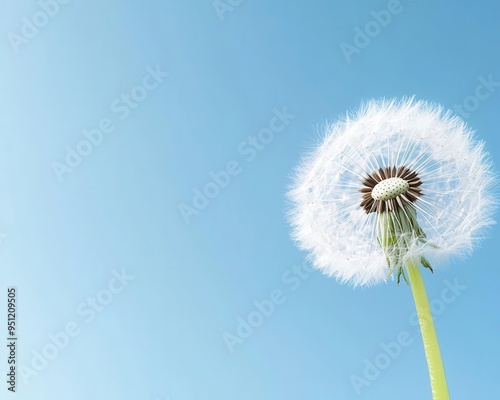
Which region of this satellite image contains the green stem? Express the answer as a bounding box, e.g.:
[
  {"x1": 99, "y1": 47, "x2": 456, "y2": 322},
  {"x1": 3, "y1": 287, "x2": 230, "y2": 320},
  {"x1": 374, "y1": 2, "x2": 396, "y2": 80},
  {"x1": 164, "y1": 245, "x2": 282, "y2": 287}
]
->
[{"x1": 407, "y1": 262, "x2": 449, "y2": 400}]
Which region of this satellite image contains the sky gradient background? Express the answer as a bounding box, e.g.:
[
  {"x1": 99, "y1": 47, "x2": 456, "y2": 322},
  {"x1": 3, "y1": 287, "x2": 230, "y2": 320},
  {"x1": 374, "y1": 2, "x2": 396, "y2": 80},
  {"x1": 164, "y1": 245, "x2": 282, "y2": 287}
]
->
[{"x1": 0, "y1": 1, "x2": 499, "y2": 399}]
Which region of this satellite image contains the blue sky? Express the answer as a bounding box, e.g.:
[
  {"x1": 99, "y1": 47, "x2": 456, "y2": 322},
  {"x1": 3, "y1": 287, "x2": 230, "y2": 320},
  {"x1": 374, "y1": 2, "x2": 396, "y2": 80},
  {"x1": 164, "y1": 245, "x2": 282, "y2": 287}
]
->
[{"x1": 0, "y1": 1, "x2": 499, "y2": 399}]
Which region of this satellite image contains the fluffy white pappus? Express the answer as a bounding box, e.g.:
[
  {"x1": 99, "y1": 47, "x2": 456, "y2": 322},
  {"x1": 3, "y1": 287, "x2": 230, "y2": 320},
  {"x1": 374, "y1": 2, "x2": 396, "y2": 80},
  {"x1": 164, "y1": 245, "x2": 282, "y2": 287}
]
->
[{"x1": 287, "y1": 98, "x2": 497, "y2": 287}]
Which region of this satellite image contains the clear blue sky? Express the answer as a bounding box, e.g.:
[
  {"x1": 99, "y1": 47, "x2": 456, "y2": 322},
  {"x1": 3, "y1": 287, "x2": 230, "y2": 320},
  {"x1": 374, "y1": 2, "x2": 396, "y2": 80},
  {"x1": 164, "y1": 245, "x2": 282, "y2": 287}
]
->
[{"x1": 0, "y1": 1, "x2": 499, "y2": 399}]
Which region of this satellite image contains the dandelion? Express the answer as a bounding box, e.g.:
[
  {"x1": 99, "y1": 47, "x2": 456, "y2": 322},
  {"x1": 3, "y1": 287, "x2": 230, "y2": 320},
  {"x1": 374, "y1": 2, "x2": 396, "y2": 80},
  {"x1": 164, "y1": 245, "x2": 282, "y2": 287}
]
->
[{"x1": 287, "y1": 98, "x2": 496, "y2": 399}]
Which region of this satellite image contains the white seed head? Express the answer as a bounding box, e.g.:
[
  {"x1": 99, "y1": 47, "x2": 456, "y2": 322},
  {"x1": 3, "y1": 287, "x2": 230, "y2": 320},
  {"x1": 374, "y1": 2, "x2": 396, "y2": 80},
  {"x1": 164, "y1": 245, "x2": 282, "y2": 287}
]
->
[
  {"x1": 287, "y1": 97, "x2": 497, "y2": 286},
  {"x1": 372, "y1": 178, "x2": 409, "y2": 201}
]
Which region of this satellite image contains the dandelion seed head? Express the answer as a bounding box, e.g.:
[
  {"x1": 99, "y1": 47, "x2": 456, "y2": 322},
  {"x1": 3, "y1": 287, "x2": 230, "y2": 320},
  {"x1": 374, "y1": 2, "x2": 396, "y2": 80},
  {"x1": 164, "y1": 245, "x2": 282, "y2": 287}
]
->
[{"x1": 287, "y1": 98, "x2": 497, "y2": 286}]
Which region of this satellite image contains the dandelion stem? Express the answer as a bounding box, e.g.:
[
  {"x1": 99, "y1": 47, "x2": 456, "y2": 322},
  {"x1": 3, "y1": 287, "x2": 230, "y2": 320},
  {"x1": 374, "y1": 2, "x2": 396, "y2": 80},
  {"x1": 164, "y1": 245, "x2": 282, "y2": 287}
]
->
[{"x1": 407, "y1": 262, "x2": 449, "y2": 400}]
